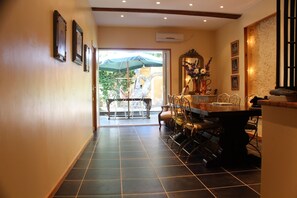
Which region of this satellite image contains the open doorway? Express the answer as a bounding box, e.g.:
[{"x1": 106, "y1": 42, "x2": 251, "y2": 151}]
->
[{"x1": 98, "y1": 49, "x2": 170, "y2": 126}]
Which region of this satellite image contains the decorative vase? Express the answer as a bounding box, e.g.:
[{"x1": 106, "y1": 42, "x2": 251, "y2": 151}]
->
[{"x1": 192, "y1": 77, "x2": 211, "y2": 95}]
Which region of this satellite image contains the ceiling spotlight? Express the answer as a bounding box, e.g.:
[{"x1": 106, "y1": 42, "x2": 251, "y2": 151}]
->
[
  {"x1": 189, "y1": 3, "x2": 193, "y2": 7},
  {"x1": 122, "y1": 0, "x2": 126, "y2": 3},
  {"x1": 121, "y1": 15, "x2": 124, "y2": 18},
  {"x1": 203, "y1": 19, "x2": 207, "y2": 22},
  {"x1": 220, "y1": 5, "x2": 224, "y2": 8},
  {"x1": 164, "y1": 17, "x2": 167, "y2": 20},
  {"x1": 156, "y1": 1, "x2": 161, "y2": 4}
]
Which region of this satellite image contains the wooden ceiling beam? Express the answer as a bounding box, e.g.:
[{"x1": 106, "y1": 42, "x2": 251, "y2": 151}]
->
[{"x1": 91, "y1": 7, "x2": 241, "y2": 19}]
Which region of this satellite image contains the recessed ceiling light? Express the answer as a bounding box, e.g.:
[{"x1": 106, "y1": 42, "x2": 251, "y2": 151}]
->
[
  {"x1": 220, "y1": 5, "x2": 224, "y2": 8},
  {"x1": 156, "y1": 1, "x2": 161, "y2": 4},
  {"x1": 203, "y1": 19, "x2": 207, "y2": 22},
  {"x1": 189, "y1": 3, "x2": 193, "y2": 7},
  {"x1": 122, "y1": 0, "x2": 126, "y2": 3},
  {"x1": 164, "y1": 17, "x2": 167, "y2": 20},
  {"x1": 121, "y1": 15, "x2": 124, "y2": 18}
]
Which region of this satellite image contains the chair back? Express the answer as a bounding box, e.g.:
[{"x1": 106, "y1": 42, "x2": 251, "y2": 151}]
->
[
  {"x1": 217, "y1": 93, "x2": 230, "y2": 102},
  {"x1": 229, "y1": 94, "x2": 241, "y2": 105},
  {"x1": 172, "y1": 95, "x2": 183, "y2": 124}
]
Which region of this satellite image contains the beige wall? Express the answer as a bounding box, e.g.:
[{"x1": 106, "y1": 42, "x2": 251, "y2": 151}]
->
[
  {"x1": 0, "y1": 0, "x2": 97, "y2": 197},
  {"x1": 261, "y1": 105, "x2": 297, "y2": 198},
  {"x1": 215, "y1": 0, "x2": 276, "y2": 101},
  {"x1": 97, "y1": 27, "x2": 216, "y2": 95}
]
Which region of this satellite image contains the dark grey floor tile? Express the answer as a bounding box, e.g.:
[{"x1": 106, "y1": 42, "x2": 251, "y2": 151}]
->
[
  {"x1": 122, "y1": 167, "x2": 157, "y2": 179},
  {"x1": 198, "y1": 173, "x2": 243, "y2": 188},
  {"x1": 155, "y1": 165, "x2": 192, "y2": 177},
  {"x1": 78, "y1": 180, "x2": 121, "y2": 196},
  {"x1": 122, "y1": 178, "x2": 164, "y2": 194},
  {"x1": 89, "y1": 159, "x2": 120, "y2": 169},
  {"x1": 151, "y1": 157, "x2": 183, "y2": 167},
  {"x1": 78, "y1": 196, "x2": 120, "y2": 198},
  {"x1": 249, "y1": 184, "x2": 261, "y2": 193},
  {"x1": 79, "y1": 152, "x2": 93, "y2": 160},
  {"x1": 147, "y1": 149, "x2": 176, "y2": 158},
  {"x1": 160, "y1": 176, "x2": 205, "y2": 192},
  {"x1": 123, "y1": 193, "x2": 167, "y2": 198},
  {"x1": 167, "y1": 189, "x2": 215, "y2": 198},
  {"x1": 211, "y1": 186, "x2": 260, "y2": 198},
  {"x1": 85, "y1": 168, "x2": 121, "y2": 180},
  {"x1": 65, "y1": 169, "x2": 86, "y2": 180},
  {"x1": 231, "y1": 170, "x2": 261, "y2": 184},
  {"x1": 187, "y1": 163, "x2": 225, "y2": 174},
  {"x1": 121, "y1": 151, "x2": 148, "y2": 159},
  {"x1": 73, "y1": 159, "x2": 90, "y2": 169},
  {"x1": 92, "y1": 152, "x2": 120, "y2": 160},
  {"x1": 121, "y1": 159, "x2": 152, "y2": 168},
  {"x1": 120, "y1": 144, "x2": 145, "y2": 151},
  {"x1": 54, "y1": 181, "x2": 81, "y2": 196}
]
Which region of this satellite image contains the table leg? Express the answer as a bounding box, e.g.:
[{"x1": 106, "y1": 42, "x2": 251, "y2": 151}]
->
[{"x1": 218, "y1": 116, "x2": 250, "y2": 165}]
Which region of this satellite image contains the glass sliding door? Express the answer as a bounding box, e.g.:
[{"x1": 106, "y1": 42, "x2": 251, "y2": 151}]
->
[{"x1": 98, "y1": 49, "x2": 168, "y2": 126}]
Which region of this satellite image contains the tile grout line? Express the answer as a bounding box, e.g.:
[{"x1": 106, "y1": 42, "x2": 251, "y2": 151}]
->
[
  {"x1": 136, "y1": 127, "x2": 170, "y2": 198},
  {"x1": 75, "y1": 132, "x2": 101, "y2": 198},
  {"x1": 159, "y1": 134, "x2": 217, "y2": 198},
  {"x1": 222, "y1": 167, "x2": 261, "y2": 196}
]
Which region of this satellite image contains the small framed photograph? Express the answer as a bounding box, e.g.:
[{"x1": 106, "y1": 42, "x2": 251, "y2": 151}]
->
[
  {"x1": 231, "y1": 57, "x2": 239, "y2": 74},
  {"x1": 72, "y1": 20, "x2": 83, "y2": 65},
  {"x1": 231, "y1": 75, "x2": 240, "y2": 90},
  {"x1": 53, "y1": 10, "x2": 67, "y2": 62},
  {"x1": 83, "y1": 44, "x2": 90, "y2": 72},
  {"x1": 231, "y1": 40, "x2": 239, "y2": 57}
]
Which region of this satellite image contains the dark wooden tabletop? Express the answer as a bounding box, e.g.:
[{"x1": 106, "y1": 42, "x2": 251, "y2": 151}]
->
[{"x1": 190, "y1": 103, "x2": 261, "y2": 117}]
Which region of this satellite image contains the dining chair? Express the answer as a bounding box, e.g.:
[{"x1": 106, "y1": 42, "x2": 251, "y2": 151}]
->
[
  {"x1": 229, "y1": 94, "x2": 241, "y2": 105},
  {"x1": 245, "y1": 116, "x2": 261, "y2": 157},
  {"x1": 217, "y1": 93, "x2": 230, "y2": 102},
  {"x1": 167, "y1": 95, "x2": 187, "y2": 147},
  {"x1": 158, "y1": 95, "x2": 173, "y2": 130},
  {"x1": 178, "y1": 96, "x2": 220, "y2": 163}
]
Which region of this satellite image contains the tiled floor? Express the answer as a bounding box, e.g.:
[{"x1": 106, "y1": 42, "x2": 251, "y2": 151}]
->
[{"x1": 54, "y1": 125, "x2": 261, "y2": 198}]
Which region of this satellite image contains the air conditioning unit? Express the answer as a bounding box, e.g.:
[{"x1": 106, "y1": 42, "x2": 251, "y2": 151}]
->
[{"x1": 155, "y1": 33, "x2": 184, "y2": 42}]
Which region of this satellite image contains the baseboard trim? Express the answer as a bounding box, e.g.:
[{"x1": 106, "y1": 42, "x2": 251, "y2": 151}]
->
[{"x1": 47, "y1": 135, "x2": 93, "y2": 198}]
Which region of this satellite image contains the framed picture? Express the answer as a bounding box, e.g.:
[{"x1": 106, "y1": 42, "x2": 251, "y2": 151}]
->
[
  {"x1": 231, "y1": 57, "x2": 239, "y2": 74},
  {"x1": 53, "y1": 10, "x2": 67, "y2": 62},
  {"x1": 72, "y1": 20, "x2": 83, "y2": 65},
  {"x1": 231, "y1": 40, "x2": 239, "y2": 57},
  {"x1": 83, "y1": 44, "x2": 90, "y2": 72},
  {"x1": 231, "y1": 75, "x2": 240, "y2": 90}
]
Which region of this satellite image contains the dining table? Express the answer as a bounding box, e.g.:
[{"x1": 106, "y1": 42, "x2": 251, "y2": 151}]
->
[{"x1": 190, "y1": 102, "x2": 262, "y2": 166}]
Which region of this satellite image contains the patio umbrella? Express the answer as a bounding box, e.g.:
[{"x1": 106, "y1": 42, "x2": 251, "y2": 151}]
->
[{"x1": 99, "y1": 53, "x2": 163, "y2": 71}]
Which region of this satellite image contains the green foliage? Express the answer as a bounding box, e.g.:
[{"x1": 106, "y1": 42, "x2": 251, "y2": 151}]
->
[{"x1": 99, "y1": 70, "x2": 135, "y2": 101}]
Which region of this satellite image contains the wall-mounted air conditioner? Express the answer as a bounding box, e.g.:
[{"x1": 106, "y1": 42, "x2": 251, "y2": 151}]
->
[{"x1": 155, "y1": 33, "x2": 184, "y2": 42}]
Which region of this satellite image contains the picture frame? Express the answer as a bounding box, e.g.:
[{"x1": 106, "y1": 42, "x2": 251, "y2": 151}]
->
[
  {"x1": 231, "y1": 40, "x2": 239, "y2": 57},
  {"x1": 72, "y1": 20, "x2": 83, "y2": 65},
  {"x1": 83, "y1": 44, "x2": 90, "y2": 72},
  {"x1": 231, "y1": 75, "x2": 240, "y2": 90},
  {"x1": 53, "y1": 10, "x2": 67, "y2": 62},
  {"x1": 231, "y1": 57, "x2": 239, "y2": 74}
]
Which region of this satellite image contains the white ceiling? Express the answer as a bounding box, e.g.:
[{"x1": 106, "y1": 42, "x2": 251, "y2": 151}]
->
[{"x1": 88, "y1": 0, "x2": 262, "y2": 30}]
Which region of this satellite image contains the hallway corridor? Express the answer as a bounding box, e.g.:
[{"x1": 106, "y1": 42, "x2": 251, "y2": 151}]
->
[{"x1": 54, "y1": 126, "x2": 261, "y2": 198}]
